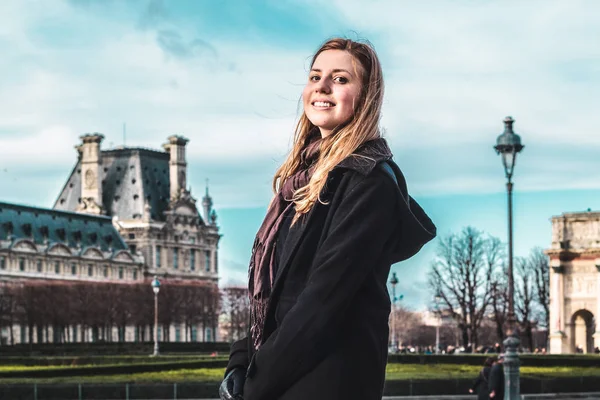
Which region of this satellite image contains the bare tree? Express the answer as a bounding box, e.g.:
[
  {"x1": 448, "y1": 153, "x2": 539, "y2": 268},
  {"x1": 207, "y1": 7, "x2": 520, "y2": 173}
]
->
[
  {"x1": 490, "y1": 276, "x2": 508, "y2": 344},
  {"x1": 428, "y1": 227, "x2": 500, "y2": 349},
  {"x1": 221, "y1": 286, "x2": 250, "y2": 342},
  {"x1": 515, "y1": 256, "x2": 535, "y2": 352},
  {"x1": 529, "y1": 247, "x2": 550, "y2": 347},
  {"x1": 389, "y1": 306, "x2": 423, "y2": 347}
]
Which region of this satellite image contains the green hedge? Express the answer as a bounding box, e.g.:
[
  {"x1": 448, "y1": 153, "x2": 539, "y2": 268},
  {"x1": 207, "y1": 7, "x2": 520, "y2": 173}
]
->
[
  {"x1": 0, "y1": 359, "x2": 227, "y2": 379},
  {"x1": 0, "y1": 341, "x2": 231, "y2": 356},
  {"x1": 2, "y1": 377, "x2": 600, "y2": 399},
  {"x1": 387, "y1": 353, "x2": 600, "y2": 367},
  {"x1": 0, "y1": 355, "x2": 227, "y2": 367}
]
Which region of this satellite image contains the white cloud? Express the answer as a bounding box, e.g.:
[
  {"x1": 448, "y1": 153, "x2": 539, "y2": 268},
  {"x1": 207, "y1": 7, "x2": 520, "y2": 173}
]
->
[{"x1": 0, "y1": 0, "x2": 599, "y2": 211}]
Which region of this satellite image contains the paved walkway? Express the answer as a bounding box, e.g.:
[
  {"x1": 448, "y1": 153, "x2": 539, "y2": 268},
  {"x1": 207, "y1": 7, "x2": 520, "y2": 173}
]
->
[{"x1": 189, "y1": 394, "x2": 600, "y2": 400}]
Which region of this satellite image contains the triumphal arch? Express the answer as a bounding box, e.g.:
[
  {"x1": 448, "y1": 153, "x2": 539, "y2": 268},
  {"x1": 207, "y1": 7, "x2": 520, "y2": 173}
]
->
[{"x1": 547, "y1": 210, "x2": 600, "y2": 354}]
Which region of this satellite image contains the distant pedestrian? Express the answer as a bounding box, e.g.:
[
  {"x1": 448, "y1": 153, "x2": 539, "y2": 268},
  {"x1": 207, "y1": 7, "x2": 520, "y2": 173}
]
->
[
  {"x1": 488, "y1": 354, "x2": 505, "y2": 399},
  {"x1": 218, "y1": 37, "x2": 436, "y2": 400},
  {"x1": 469, "y1": 357, "x2": 494, "y2": 400}
]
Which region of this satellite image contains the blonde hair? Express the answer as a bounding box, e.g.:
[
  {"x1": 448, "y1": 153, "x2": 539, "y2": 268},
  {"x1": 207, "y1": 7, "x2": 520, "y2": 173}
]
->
[{"x1": 273, "y1": 38, "x2": 385, "y2": 223}]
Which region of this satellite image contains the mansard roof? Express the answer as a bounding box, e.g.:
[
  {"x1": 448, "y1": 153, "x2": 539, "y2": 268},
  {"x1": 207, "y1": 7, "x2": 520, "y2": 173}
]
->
[
  {"x1": 0, "y1": 201, "x2": 127, "y2": 252},
  {"x1": 53, "y1": 147, "x2": 173, "y2": 222}
]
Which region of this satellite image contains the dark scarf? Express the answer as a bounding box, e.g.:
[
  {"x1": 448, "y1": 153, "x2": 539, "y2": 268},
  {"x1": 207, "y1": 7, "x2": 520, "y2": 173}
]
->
[{"x1": 248, "y1": 133, "x2": 322, "y2": 350}]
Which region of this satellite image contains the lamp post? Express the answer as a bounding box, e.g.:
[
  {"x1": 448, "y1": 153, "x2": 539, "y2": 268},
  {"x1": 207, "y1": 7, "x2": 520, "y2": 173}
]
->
[
  {"x1": 434, "y1": 295, "x2": 442, "y2": 354},
  {"x1": 494, "y1": 116, "x2": 524, "y2": 400},
  {"x1": 151, "y1": 276, "x2": 161, "y2": 357},
  {"x1": 389, "y1": 272, "x2": 399, "y2": 352}
]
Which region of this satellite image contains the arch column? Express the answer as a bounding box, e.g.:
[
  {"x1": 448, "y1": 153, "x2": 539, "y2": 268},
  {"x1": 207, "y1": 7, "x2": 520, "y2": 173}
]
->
[
  {"x1": 549, "y1": 260, "x2": 566, "y2": 353},
  {"x1": 594, "y1": 259, "x2": 600, "y2": 351}
]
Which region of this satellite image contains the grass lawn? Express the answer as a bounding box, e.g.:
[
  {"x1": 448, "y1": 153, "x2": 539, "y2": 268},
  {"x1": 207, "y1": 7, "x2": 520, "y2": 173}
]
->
[{"x1": 1, "y1": 364, "x2": 600, "y2": 384}]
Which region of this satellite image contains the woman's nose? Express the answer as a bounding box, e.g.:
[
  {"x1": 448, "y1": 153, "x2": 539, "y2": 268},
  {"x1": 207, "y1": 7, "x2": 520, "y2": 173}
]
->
[{"x1": 315, "y1": 78, "x2": 331, "y2": 94}]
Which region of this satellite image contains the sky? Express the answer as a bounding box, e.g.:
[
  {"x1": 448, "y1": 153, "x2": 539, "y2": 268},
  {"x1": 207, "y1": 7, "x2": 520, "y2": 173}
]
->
[{"x1": 1, "y1": 0, "x2": 599, "y2": 310}]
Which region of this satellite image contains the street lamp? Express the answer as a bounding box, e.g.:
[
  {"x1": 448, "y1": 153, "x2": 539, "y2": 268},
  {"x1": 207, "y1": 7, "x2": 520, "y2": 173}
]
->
[
  {"x1": 389, "y1": 272, "x2": 401, "y2": 352},
  {"x1": 494, "y1": 116, "x2": 524, "y2": 400},
  {"x1": 434, "y1": 295, "x2": 442, "y2": 355},
  {"x1": 151, "y1": 276, "x2": 161, "y2": 357}
]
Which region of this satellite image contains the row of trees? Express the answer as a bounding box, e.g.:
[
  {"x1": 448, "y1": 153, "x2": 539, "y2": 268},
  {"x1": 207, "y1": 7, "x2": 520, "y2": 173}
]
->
[
  {"x1": 0, "y1": 280, "x2": 221, "y2": 345},
  {"x1": 428, "y1": 226, "x2": 550, "y2": 351}
]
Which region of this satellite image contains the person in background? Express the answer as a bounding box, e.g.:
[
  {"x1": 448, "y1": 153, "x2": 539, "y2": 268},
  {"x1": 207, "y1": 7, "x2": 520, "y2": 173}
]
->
[
  {"x1": 469, "y1": 357, "x2": 494, "y2": 400},
  {"x1": 488, "y1": 354, "x2": 505, "y2": 399}
]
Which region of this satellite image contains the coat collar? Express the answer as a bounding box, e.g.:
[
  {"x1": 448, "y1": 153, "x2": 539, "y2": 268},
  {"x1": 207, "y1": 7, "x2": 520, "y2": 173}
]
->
[{"x1": 335, "y1": 138, "x2": 393, "y2": 175}]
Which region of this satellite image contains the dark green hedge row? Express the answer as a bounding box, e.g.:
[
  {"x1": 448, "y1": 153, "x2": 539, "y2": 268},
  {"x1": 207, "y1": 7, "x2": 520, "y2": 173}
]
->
[
  {"x1": 387, "y1": 353, "x2": 600, "y2": 367},
  {"x1": 0, "y1": 359, "x2": 228, "y2": 379},
  {"x1": 383, "y1": 376, "x2": 600, "y2": 396},
  {"x1": 0, "y1": 341, "x2": 231, "y2": 356},
  {"x1": 2, "y1": 377, "x2": 600, "y2": 399},
  {"x1": 0, "y1": 355, "x2": 227, "y2": 367}
]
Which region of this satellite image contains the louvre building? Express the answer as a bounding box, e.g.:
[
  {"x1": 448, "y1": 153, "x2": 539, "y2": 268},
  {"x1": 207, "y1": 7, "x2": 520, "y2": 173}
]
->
[{"x1": 0, "y1": 133, "x2": 221, "y2": 345}]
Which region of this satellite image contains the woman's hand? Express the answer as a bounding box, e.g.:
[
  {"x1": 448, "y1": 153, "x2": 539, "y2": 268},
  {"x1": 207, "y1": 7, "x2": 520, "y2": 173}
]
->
[{"x1": 219, "y1": 367, "x2": 246, "y2": 400}]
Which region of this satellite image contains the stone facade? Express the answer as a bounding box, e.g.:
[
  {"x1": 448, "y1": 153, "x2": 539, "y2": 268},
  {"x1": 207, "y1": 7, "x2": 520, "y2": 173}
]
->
[
  {"x1": 0, "y1": 133, "x2": 221, "y2": 345},
  {"x1": 547, "y1": 210, "x2": 600, "y2": 354},
  {"x1": 53, "y1": 133, "x2": 220, "y2": 283}
]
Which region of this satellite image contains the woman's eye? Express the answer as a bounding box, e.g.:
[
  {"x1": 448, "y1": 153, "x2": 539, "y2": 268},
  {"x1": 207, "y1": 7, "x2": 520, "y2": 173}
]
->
[
  {"x1": 334, "y1": 76, "x2": 348, "y2": 84},
  {"x1": 309, "y1": 75, "x2": 320, "y2": 82}
]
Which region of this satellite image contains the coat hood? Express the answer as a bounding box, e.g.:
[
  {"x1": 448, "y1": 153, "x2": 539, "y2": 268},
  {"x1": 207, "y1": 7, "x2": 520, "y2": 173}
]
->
[
  {"x1": 335, "y1": 138, "x2": 437, "y2": 263},
  {"x1": 377, "y1": 160, "x2": 437, "y2": 263}
]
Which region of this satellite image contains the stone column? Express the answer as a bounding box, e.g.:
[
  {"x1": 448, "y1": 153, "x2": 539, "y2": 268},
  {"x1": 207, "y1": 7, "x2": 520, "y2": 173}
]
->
[
  {"x1": 594, "y1": 259, "x2": 600, "y2": 351},
  {"x1": 162, "y1": 135, "x2": 189, "y2": 202},
  {"x1": 549, "y1": 259, "x2": 566, "y2": 353},
  {"x1": 77, "y1": 133, "x2": 105, "y2": 214}
]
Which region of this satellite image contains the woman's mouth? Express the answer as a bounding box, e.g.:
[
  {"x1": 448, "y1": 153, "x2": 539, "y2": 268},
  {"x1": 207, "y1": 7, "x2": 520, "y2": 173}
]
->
[{"x1": 312, "y1": 101, "x2": 335, "y2": 108}]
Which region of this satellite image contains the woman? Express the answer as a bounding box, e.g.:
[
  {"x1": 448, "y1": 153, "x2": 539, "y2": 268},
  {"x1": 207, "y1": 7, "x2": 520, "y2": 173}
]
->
[
  {"x1": 469, "y1": 357, "x2": 495, "y2": 400},
  {"x1": 219, "y1": 38, "x2": 436, "y2": 400}
]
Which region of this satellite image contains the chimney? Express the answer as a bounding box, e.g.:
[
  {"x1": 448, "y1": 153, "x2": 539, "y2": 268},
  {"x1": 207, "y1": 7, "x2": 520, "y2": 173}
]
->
[
  {"x1": 78, "y1": 133, "x2": 105, "y2": 214},
  {"x1": 162, "y1": 135, "x2": 189, "y2": 202}
]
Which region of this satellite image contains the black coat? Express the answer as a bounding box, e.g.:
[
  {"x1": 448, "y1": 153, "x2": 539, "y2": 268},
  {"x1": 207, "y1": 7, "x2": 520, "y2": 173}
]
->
[
  {"x1": 471, "y1": 366, "x2": 491, "y2": 400},
  {"x1": 225, "y1": 140, "x2": 436, "y2": 400},
  {"x1": 488, "y1": 363, "x2": 504, "y2": 399}
]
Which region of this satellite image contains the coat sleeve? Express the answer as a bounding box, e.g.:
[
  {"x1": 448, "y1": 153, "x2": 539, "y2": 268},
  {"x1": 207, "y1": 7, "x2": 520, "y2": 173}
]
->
[
  {"x1": 224, "y1": 336, "x2": 249, "y2": 377},
  {"x1": 471, "y1": 372, "x2": 482, "y2": 391},
  {"x1": 243, "y1": 172, "x2": 399, "y2": 400}
]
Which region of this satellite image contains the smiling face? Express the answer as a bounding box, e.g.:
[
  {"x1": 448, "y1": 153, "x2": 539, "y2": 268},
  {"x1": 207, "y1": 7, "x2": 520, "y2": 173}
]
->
[{"x1": 302, "y1": 50, "x2": 363, "y2": 138}]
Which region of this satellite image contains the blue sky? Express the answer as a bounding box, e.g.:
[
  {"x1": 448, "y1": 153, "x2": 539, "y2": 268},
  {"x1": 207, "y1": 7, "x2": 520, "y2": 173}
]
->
[{"x1": 1, "y1": 0, "x2": 599, "y2": 309}]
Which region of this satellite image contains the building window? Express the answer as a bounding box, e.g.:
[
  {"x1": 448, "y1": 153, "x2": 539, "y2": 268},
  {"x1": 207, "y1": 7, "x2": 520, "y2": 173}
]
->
[
  {"x1": 205, "y1": 250, "x2": 211, "y2": 272},
  {"x1": 37, "y1": 260, "x2": 42, "y2": 273},
  {"x1": 133, "y1": 270, "x2": 138, "y2": 280},
  {"x1": 190, "y1": 249, "x2": 195, "y2": 271},
  {"x1": 128, "y1": 233, "x2": 135, "y2": 239},
  {"x1": 173, "y1": 248, "x2": 179, "y2": 269},
  {"x1": 103, "y1": 266, "x2": 108, "y2": 277},
  {"x1": 214, "y1": 252, "x2": 218, "y2": 273},
  {"x1": 88, "y1": 265, "x2": 93, "y2": 277},
  {"x1": 0, "y1": 256, "x2": 5, "y2": 270},
  {"x1": 191, "y1": 326, "x2": 198, "y2": 342},
  {"x1": 157, "y1": 328, "x2": 162, "y2": 341},
  {"x1": 205, "y1": 327, "x2": 212, "y2": 342},
  {"x1": 19, "y1": 258, "x2": 25, "y2": 272},
  {"x1": 71, "y1": 263, "x2": 77, "y2": 275},
  {"x1": 129, "y1": 244, "x2": 136, "y2": 254},
  {"x1": 54, "y1": 261, "x2": 60, "y2": 274},
  {"x1": 118, "y1": 267, "x2": 124, "y2": 280},
  {"x1": 155, "y1": 246, "x2": 161, "y2": 268},
  {"x1": 175, "y1": 326, "x2": 181, "y2": 342}
]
